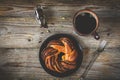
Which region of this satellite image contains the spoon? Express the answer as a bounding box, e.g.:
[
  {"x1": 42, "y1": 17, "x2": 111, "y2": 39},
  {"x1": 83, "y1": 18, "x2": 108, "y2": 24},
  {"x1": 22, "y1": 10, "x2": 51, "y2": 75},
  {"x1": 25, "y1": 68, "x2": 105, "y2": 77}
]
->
[{"x1": 35, "y1": 5, "x2": 48, "y2": 28}]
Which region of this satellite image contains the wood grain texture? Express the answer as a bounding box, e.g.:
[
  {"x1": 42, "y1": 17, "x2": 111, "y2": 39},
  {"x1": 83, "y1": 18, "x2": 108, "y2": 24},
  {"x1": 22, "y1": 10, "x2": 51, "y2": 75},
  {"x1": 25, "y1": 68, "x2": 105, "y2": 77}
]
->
[
  {"x1": 0, "y1": 5, "x2": 119, "y2": 48},
  {"x1": 0, "y1": 48, "x2": 120, "y2": 80},
  {"x1": 0, "y1": 0, "x2": 120, "y2": 80}
]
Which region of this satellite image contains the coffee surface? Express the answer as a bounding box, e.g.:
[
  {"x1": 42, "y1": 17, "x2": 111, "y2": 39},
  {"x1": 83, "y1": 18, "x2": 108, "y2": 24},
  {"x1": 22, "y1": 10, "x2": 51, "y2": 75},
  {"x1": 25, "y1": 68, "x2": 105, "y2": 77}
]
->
[{"x1": 75, "y1": 13, "x2": 96, "y2": 34}]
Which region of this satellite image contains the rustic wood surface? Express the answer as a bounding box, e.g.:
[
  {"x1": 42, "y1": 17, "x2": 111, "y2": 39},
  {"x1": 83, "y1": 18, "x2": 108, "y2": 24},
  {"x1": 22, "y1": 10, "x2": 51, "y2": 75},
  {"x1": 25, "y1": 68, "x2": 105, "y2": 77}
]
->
[{"x1": 0, "y1": 0, "x2": 120, "y2": 80}]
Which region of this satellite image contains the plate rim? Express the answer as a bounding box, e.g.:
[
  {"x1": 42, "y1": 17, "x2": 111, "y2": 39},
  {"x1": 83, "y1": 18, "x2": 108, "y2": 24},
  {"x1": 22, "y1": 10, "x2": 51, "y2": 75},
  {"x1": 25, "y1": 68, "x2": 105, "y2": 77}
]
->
[{"x1": 39, "y1": 33, "x2": 83, "y2": 77}]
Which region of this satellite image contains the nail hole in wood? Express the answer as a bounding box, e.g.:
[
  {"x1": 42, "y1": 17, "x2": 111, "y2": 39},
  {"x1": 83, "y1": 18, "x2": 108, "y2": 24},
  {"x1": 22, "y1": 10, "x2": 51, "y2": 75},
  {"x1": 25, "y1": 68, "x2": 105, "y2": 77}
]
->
[
  {"x1": 107, "y1": 33, "x2": 110, "y2": 36},
  {"x1": 28, "y1": 39, "x2": 31, "y2": 42}
]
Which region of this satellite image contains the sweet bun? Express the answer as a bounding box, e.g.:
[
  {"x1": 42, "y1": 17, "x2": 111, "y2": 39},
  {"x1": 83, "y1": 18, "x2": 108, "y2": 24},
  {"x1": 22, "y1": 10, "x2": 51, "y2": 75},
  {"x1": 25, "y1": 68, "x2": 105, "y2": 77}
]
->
[{"x1": 41, "y1": 37, "x2": 78, "y2": 73}]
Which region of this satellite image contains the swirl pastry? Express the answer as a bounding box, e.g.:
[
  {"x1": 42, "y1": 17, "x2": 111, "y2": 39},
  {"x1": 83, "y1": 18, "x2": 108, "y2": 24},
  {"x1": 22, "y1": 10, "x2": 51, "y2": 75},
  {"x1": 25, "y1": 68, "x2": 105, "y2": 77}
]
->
[{"x1": 41, "y1": 37, "x2": 78, "y2": 73}]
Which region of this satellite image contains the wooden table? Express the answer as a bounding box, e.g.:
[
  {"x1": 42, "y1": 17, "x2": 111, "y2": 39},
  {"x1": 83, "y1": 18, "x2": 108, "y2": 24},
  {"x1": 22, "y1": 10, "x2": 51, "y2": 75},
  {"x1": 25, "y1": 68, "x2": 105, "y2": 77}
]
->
[{"x1": 0, "y1": 0, "x2": 120, "y2": 80}]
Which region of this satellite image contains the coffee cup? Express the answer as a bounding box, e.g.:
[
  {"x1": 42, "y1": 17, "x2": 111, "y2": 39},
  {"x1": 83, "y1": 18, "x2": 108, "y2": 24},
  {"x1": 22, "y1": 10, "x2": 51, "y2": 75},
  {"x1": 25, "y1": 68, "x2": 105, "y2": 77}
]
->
[{"x1": 73, "y1": 9, "x2": 100, "y2": 40}]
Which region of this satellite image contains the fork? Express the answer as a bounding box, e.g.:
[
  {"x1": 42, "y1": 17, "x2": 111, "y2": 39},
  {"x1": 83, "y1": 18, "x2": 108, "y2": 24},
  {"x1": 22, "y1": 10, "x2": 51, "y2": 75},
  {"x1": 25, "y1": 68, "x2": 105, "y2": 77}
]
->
[{"x1": 79, "y1": 40, "x2": 107, "y2": 80}]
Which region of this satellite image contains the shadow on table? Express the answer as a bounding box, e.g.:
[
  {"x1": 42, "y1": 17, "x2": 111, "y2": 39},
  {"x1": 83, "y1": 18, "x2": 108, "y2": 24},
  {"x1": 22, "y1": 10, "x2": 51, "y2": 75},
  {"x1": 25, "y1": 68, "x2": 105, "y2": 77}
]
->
[
  {"x1": 72, "y1": 35, "x2": 91, "y2": 78},
  {"x1": 0, "y1": 68, "x2": 13, "y2": 80},
  {"x1": 0, "y1": 49, "x2": 13, "y2": 80}
]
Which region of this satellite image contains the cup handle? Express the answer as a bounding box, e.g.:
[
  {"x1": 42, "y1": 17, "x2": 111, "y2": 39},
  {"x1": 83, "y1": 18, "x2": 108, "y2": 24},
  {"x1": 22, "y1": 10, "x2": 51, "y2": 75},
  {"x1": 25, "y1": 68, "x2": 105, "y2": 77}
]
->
[{"x1": 93, "y1": 31, "x2": 100, "y2": 40}]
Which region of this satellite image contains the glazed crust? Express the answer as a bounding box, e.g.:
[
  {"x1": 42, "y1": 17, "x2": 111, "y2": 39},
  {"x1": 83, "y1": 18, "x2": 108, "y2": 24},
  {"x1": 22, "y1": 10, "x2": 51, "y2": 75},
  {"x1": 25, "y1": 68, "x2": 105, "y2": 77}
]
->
[{"x1": 41, "y1": 37, "x2": 78, "y2": 73}]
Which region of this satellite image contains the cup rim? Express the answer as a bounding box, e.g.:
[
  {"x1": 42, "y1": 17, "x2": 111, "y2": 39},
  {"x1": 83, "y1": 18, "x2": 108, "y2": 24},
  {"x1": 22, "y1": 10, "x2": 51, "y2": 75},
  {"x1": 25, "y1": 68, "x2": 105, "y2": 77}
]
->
[{"x1": 73, "y1": 9, "x2": 99, "y2": 36}]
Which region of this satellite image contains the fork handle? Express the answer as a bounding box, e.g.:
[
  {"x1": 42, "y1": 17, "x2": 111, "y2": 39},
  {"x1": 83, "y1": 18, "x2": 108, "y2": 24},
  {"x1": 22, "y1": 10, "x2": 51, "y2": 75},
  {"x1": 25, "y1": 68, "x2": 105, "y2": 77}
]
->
[{"x1": 80, "y1": 50, "x2": 100, "y2": 80}]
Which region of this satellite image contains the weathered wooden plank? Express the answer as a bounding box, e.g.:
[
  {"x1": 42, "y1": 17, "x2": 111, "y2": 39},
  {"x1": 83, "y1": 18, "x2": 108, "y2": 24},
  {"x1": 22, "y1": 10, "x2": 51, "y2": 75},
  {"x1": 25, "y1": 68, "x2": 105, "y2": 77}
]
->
[
  {"x1": 0, "y1": 21, "x2": 119, "y2": 48},
  {"x1": 0, "y1": 48, "x2": 119, "y2": 80},
  {"x1": 0, "y1": 5, "x2": 119, "y2": 48},
  {"x1": 0, "y1": 0, "x2": 119, "y2": 8},
  {"x1": 0, "y1": 5, "x2": 119, "y2": 17},
  {"x1": 0, "y1": 0, "x2": 120, "y2": 80}
]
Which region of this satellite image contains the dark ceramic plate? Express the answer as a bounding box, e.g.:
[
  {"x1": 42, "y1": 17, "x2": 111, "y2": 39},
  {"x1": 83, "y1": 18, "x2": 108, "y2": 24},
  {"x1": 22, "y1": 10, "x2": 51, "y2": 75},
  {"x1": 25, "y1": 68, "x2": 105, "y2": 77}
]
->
[{"x1": 39, "y1": 34, "x2": 83, "y2": 77}]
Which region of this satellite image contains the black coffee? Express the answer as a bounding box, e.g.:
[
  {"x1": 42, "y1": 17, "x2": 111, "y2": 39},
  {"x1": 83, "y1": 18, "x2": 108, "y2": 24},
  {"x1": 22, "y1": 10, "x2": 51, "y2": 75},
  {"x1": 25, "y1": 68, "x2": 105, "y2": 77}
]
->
[{"x1": 75, "y1": 13, "x2": 96, "y2": 34}]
